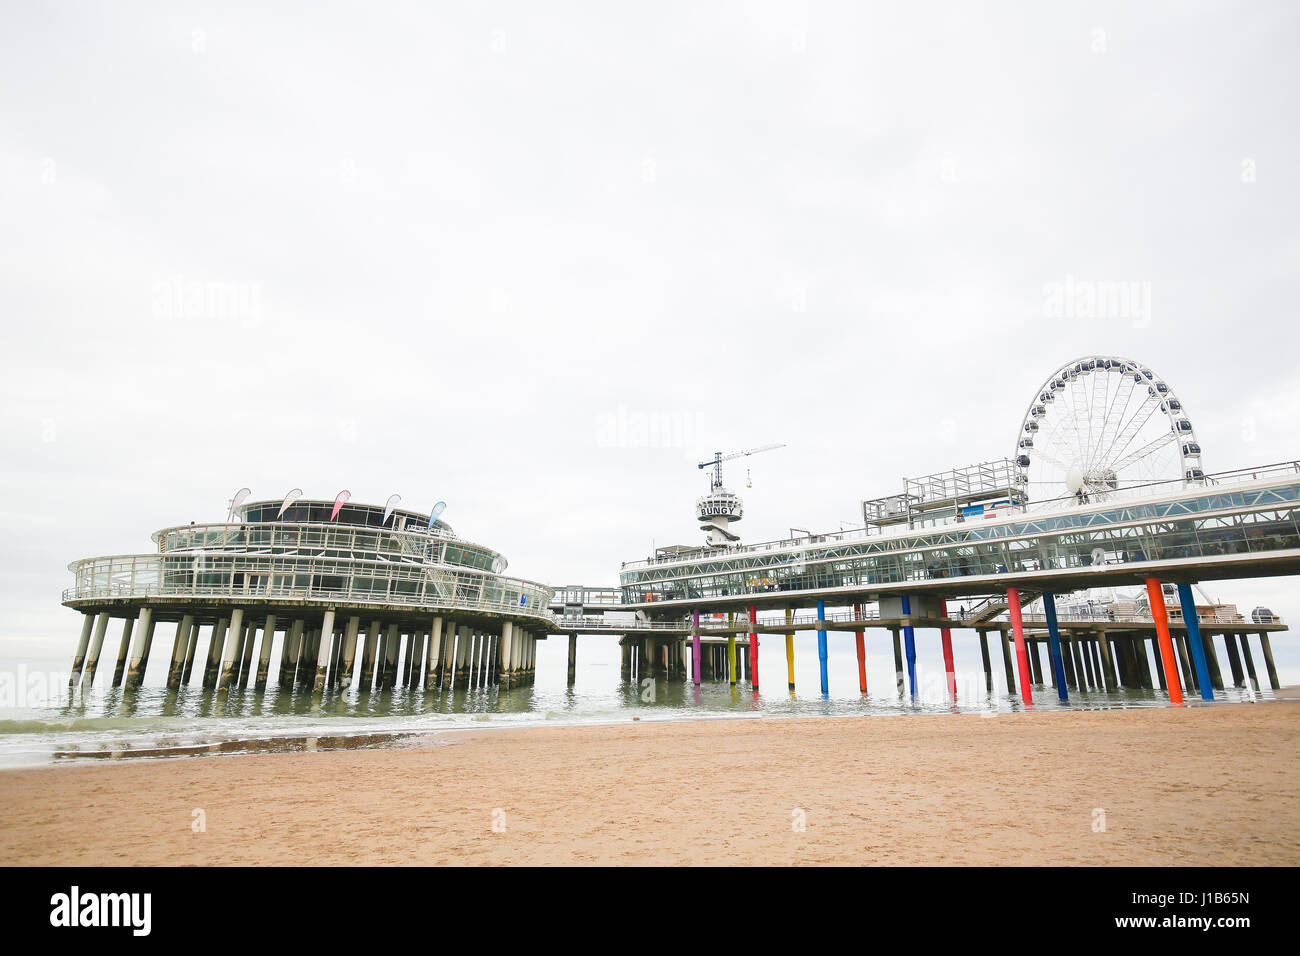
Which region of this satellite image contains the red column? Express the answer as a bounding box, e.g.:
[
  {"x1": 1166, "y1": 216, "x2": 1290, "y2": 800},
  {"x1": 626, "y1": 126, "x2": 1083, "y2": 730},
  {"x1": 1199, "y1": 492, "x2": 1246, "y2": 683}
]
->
[
  {"x1": 1145, "y1": 576, "x2": 1184, "y2": 704},
  {"x1": 854, "y1": 603, "x2": 867, "y2": 693},
  {"x1": 939, "y1": 598, "x2": 957, "y2": 701},
  {"x1": 748, "y1": 604, "x2": 759, "y2": 690},
  {"x1": 1007, "y1": 587, "x2": 1033, "y2": 705}
]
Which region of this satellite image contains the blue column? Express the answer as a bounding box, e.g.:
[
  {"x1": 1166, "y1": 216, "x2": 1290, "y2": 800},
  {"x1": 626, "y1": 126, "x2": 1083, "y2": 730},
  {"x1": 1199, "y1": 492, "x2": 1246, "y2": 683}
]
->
[
  {"x1": 900, "y1": 595, "x2": 917, "y2": 699},
  {"x1": 1043, "y1": 592, "x2": 1068, "y2": 702},
  {"x1": 816, "y1": 600, "x2": 828, "y2": 695},
  {"x1": 1177, "y1": 583, "x2": 1214, "y2": 701}
]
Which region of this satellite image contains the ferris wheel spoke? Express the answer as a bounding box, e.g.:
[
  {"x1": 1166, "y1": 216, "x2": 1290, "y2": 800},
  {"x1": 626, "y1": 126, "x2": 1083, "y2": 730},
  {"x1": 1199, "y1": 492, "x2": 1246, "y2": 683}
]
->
[
  {"x1": 1099, "y1": 393, "x2": 1163, "y2": 472},
  {"x1": 1089, "y1": 371, "x2": 1135, "y2": 473},
  {"x1": 1106, "y1": 430, "x2": 1177, "y2": 477}
]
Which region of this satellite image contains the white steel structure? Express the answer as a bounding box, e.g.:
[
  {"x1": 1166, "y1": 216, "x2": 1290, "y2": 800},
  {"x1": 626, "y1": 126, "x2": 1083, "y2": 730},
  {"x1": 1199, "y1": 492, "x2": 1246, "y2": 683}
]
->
[
  {"x1": 695, "y1": 443, "x2": 785, "y2": 546},
  {"x1": 63, "y1": 496, "x2": 554, "y2": 694},
  {"x1": 1014, "y1": 355, "x2": 1203, "y2": 502}
]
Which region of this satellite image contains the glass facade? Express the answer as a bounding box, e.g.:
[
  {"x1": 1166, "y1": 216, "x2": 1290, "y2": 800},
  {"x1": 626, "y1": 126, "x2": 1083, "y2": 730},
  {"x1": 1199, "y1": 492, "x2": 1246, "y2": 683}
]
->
[
  {"x1": 67, "y1": 499, "x2": 550, "y2": 621},
  {"x1": 619, "y1": 481, "x2": 1300, "y2": 604}
]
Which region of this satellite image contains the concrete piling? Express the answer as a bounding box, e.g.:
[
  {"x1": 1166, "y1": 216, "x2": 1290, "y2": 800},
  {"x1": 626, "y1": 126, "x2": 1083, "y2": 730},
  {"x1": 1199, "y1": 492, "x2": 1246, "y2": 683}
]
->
[
  {"x1": 110, "y1": 616, "x2": 135, "y2": 689},
  {"x1": 203, "y1": 617, "x2": 228, "y2": 689},
  {"x1": 217, "y1": 609, "x2": 245, "y2": 691},
  {"x1": 166, "y1": 615, "x2": 194, "y2": 690},
  {"x1": 81, "y1": 612, "x2": 114, "y2": 690},
  {"x1": 998, "y1": 627, "x2": 1015, "y2": 695},
  {"x1": 1222, "y1": 632, "x2": 1245, "y2": 687},
  {"x1": 1258, "y1": 633, "x2": 1280, "y2": 690},
  {"x1": 425, "y1": 617, "x2": 445, "y2": 690},
  {"x1": 124, "y1": 609, "x2": 157, "y2": 690},
  {"x1": 69, "y1": 613, "x2": 96, "y2": 686},
  {"x1": 1238, "y1": 633, "x2": 1259, "y2": 689},
  {"x1": 892, "y1": 627, "x2": 905, "y2": 696},
  {"x1": 336, "y1": 616, "x2": 359, "y2": 689},
  {"x1": 237, "y1": 621, "x2": 258, "y2": 690},
  {"x1": 312, "y1": 609, "x2": 337, "y2": 694},
  {"x1": 978, "y1": 630, "x2": 992, "y2": 693},
  {"x1": 250, "y1": 615, "x2": 275, "y2": 690},
  {"x1": 179, "y1": 619, "x2": 200, "y2": 686}
]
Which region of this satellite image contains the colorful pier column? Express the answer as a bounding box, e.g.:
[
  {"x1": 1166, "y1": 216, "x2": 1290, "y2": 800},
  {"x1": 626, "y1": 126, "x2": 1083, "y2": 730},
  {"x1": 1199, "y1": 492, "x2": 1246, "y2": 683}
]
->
[
  {"x1": 1144, "y1": 577, "x2": 1183, "y2": 704},
  {"x1": 692, "y1": 610, "x2": 701, "y2": 686},
  {"x1": 1006, "y1": 588, "x2": 1033, "y2": 705},
  {"x1": 816, "y1": 600, "x2": 828, "y2": 695},
  {"x1": 785, "y1": 608, "x2": 796, "y2": 692},
  {"x1": 854, "y1": 603, "x2": 867, "y2": 694},
  {"x1": 1174, "y1": 583, "x2": 1213, "y2": 700},
  {"x1": 1042, "y1": 592, "x2": 1068, "y2": 702},
  {"x1": 748, "y1": 604, "x2": 759, "y2": 691},
  {"x1": 727, "y1": 611, "x2": 737, "y2": 685},
  {"x1": 938, "y1": 599, "x2": 956, "y2": 701},
  {"x1": 900, "y1": 595, "x2": 917, "y2": 699}
]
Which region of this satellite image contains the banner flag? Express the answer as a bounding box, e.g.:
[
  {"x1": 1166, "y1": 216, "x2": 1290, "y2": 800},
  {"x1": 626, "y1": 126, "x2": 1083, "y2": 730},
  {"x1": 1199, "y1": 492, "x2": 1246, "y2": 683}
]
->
[
  {"x1": 277, "y1": 488, "x2": 303, "y2": 519},
  {"x1": 228, "y1": 487, "x2": 251, "y2": 521},
  {"x1": 381, "y1": 494, "x2": 401, "y2": 525},
  {"x1": 330, "y1": 490, "x2": 351, "y2": 521}
]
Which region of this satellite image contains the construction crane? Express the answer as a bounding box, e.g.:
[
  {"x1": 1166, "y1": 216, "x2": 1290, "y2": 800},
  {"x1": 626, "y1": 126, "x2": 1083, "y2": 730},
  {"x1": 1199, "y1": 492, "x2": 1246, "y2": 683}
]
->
[{"x1": 697, "y1": 443, "x2": 786, "y2": 492}]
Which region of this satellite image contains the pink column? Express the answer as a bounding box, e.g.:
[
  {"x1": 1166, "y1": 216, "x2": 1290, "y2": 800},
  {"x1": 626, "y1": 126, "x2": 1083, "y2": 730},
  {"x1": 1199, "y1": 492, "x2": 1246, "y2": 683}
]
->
[{"x1": 748, "y1": 604, "x2": 759, "y2": 690}]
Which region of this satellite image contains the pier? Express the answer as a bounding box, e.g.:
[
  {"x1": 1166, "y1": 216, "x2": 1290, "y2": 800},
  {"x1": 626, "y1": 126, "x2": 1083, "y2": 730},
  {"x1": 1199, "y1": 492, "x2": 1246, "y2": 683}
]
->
[{"x1": 59, "y1": 356, "x2": 1296, "y2": 707}]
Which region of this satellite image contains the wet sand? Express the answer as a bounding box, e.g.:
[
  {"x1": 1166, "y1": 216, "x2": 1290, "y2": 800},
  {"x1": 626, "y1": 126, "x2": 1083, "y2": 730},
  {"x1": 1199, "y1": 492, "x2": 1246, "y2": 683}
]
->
[{"x1": 1, "y1": 701, "x2": 1297, "y2": 866}]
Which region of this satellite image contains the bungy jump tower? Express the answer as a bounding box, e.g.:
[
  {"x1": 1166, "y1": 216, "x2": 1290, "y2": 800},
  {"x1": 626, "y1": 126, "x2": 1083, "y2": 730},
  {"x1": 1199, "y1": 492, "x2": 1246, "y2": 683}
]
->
[{"x1": 61, "y1": 495, "x2": 555, "y2": 695}]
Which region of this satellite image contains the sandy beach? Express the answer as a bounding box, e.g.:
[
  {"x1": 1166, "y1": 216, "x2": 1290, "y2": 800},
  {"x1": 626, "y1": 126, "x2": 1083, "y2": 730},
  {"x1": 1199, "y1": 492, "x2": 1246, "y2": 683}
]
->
[{"x1": 2, "y1": 701, "x2": 1297, "y2": 866}]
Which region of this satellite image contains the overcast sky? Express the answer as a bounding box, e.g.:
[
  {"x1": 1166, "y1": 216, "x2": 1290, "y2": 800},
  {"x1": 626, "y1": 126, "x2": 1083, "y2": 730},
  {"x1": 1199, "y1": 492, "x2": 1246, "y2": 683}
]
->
[{"x1": 2, "y1": 1, "x2": 1298, "y2": 654}]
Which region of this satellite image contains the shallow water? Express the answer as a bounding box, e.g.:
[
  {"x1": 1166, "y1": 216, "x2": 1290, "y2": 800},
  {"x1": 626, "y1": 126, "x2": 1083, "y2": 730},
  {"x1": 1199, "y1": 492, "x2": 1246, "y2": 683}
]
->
[{"x1": 0, "y1": 632, "x2": 1278, "y2": 767}]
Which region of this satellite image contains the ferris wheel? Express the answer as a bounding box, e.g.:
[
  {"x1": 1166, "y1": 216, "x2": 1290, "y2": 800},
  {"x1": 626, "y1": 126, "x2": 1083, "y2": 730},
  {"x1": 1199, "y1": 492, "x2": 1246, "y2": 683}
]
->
[{"x1": 1014, "y1": 356, "x2": 1204, "y2": 502}]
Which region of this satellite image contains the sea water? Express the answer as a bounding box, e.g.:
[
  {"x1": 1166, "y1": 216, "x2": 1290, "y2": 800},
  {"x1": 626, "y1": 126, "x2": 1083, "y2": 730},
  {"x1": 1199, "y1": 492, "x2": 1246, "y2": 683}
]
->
[{"x1": 0, "y1": 630, "x2": 1281, "y2": 767}]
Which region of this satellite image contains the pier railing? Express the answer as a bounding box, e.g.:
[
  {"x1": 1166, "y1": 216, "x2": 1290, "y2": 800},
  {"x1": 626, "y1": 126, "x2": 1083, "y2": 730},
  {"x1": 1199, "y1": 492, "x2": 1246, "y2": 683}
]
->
[
  {"x1": 620, "y1": 460, "x2": 1300, "y2": 572},
  {"x1": 62, "y1": 564, "x2": 556, "y2": 623}
]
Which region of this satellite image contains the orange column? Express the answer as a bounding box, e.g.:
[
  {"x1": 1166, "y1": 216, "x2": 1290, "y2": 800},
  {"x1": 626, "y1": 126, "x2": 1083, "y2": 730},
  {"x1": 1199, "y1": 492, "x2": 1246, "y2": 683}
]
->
[
  {"x1": 1144, "y1": 577, "x2": 1183, "y2": 704},
  {"x1": 1007, "y1": 588, "x2": 1033, "y2": 705}
]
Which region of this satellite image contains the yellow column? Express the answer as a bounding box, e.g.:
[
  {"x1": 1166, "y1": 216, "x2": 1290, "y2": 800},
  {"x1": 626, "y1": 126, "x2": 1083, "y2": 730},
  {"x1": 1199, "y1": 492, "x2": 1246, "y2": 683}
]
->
[
  {"x1": 727, "y1": 611, "x2": 737, "y2": 686},
  {"x1": 785, "y1": 608, "x2": 795, "y2": 692}
]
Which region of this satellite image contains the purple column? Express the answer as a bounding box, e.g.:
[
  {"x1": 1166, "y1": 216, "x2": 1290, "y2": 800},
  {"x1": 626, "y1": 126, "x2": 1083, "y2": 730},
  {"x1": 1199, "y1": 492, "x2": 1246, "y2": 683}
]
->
[{"x1": 692, "y1": 610, "x2": 702, "y2": 686}]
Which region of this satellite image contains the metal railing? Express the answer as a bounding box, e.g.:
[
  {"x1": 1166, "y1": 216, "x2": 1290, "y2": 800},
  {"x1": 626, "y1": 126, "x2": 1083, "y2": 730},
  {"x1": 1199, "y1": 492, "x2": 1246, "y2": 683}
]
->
[
  {"x1": 63, "y1": 569, "x2": 555, "y2": 622},
  {"x1": 620, "y1": 461, "x2": 1300, "y2": 571}
]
